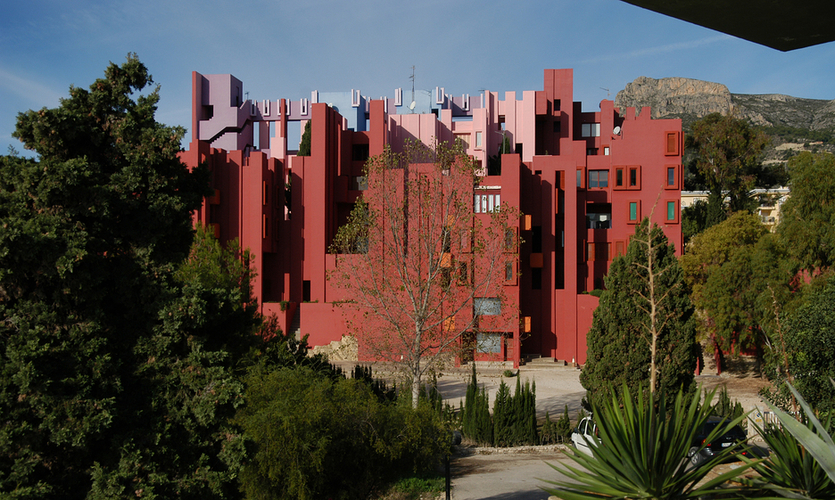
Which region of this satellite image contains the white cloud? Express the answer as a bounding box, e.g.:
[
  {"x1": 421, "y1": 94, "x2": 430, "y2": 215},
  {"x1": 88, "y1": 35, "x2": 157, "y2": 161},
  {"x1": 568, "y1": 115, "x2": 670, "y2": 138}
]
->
[{"x1": 580, "y1": 35, "x2": 733, "y2": 64}]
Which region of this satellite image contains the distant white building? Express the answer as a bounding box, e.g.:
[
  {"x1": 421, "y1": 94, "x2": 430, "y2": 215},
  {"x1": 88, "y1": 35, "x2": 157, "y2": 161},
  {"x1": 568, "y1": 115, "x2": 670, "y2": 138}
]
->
[{"x1": 681, "y1": 187, "x2": 790, "y2": 232}]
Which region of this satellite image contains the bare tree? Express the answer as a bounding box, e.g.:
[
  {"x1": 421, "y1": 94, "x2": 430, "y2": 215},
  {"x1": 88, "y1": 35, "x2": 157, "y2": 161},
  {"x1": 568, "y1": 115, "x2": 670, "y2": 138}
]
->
[{"x1": 330, "y1": 140, "x2": 518, "y2": 407}]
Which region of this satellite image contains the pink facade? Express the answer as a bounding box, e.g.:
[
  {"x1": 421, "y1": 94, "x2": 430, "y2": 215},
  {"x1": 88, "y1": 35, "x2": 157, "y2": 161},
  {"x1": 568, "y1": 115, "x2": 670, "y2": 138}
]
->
[{"x1": 180, "y1": 69, "x2": 683, "y2": 367}]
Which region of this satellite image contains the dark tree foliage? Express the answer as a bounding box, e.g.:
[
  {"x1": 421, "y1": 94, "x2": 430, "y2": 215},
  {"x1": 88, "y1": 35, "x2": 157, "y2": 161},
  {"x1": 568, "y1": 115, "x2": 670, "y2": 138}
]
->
[
  {"x1": 0, "y1": 56, "x2": 262, "y2": 499},
  {"x1": 580, "y1": 220, "x2": 698, "y2": 409}
]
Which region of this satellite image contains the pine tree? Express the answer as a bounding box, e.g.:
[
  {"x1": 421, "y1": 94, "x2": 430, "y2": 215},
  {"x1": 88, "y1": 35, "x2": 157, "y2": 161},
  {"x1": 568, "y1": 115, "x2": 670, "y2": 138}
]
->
[{"x1": 580, "y1": 218, "x2": 698, "y2": 409}]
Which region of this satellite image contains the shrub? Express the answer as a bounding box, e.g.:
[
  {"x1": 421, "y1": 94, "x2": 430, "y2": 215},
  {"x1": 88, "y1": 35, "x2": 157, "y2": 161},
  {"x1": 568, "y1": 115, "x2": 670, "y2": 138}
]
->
[
  {"x1": 748, "y1": 380, "x2": 835, "y2": 496},
  {"x1": 543, "y1": 385, "x2": 752, "y2": 499},
  {"x1": 235, "y1": 366, "x2": 447, "y2": 500}
]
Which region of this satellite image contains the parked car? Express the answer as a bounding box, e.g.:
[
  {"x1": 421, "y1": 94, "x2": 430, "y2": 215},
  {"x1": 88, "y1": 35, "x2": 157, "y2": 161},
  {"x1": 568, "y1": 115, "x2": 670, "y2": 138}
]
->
[
  {"x1": 687, "y1": 417, "x2": 748, "y2": 466},
  {"x1": 571, "y1": 416, "x2": 600, "y2": 456}
]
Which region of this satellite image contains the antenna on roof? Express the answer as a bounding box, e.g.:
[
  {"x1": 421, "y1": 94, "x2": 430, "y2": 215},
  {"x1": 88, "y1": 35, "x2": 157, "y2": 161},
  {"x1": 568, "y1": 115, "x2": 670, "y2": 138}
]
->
[
  {"x1": 600, "y1": 87, "x2": 610, "y2": 99},
  {"x1": 410, "y1": 66, "x2": 415, "y2": 113}
]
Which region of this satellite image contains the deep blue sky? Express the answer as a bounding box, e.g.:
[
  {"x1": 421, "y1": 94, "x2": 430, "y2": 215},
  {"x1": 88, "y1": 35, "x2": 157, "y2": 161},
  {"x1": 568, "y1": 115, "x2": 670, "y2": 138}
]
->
[{"x1": 2, "y1": 0, "x2": 833, "y2": 155}]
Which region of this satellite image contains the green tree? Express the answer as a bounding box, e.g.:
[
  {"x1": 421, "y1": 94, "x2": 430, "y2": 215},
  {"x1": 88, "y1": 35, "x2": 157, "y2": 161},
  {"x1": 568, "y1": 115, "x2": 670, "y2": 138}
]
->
[
  {"x1": 780, "y1": 273, "x2": 835, "y2": 414},
  {"x1": 461, "y1": 365, "x2": 492, "y2": 445},
  {"x1": 680, "y1": 212, "x2": 772, "y2": 370},
  {"x1": 298, "y1": 120, "x2": 311, "y2": 156},
  {"x1": 686, "y1": 113, "x2": 769, "y2": 231},
  {"x1": 0, "y1": 56, "x2": 255, "y2": 498},
  {"x1": 777, "y1": 151, "x2": 835, "y2": 275},
  {"x1": 492, "y1": 381, "x2": 513, "y2": 446},
  {"x1": 580, "y1": 219, "x2": 697, "y2": 408}
]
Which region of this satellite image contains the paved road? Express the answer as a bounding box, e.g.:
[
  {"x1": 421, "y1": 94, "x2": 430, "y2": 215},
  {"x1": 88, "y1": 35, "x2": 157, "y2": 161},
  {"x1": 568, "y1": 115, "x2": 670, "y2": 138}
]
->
[{"x1": 450, "y1": 450, "x2": 574, "y2": 500}]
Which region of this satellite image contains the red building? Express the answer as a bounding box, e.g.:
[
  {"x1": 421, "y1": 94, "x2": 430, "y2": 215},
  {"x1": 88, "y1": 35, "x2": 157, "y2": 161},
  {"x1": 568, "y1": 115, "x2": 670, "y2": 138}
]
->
[{"x1": 179, "y1": 69, "x2": 683, "y2": 367}]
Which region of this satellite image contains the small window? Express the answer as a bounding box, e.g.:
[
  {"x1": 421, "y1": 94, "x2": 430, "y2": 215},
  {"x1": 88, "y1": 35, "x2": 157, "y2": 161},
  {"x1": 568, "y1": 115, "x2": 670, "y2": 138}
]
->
[
  {"x1": 581, "y1": 123, "x2": 600, "y2": 137},
  {"x1": 475, "y1": 131, "x2": 483, "y2": 148},
  {"x1": 603, "y1": 146, "x2": 610, "y2": 156},
  {"x1": 666, "y1": 201, "x2": 679, "y2": 223},
  {"x1": 576, "y1": 169, "x2": 582, "y2": 187},
  {"x1": 303, "y1": 280, "x2": 311, "y2": 302},
  {"x1": 665, "y1": 165, "x2": 679, "y2": 190},
  {"x1": 628, "y1": 201, "x2": 641, "y2": 224},
  {"x1": 615, "y1": 167, "x2": 624, "y2": 188},
  {"x1": 457, "y1": 261, "x2": 470, "y2": 285},
  {"x1": 588, "y1": 170, "x2": 608, "y2": 189},
  {"x1": 553, "y1": 99, "x2": 561, "y2": 111},
  {"x1": 474, "y1": 297, "x2": 501, "y2": 316},
  {"x1": 505, "y1": 262, "x2": 514, "y2": 281},
  {"x1": 627, "y1": 165, "x2": 641, "y2": 189},
  {"x1": 587, "y1": 148, "x2": 599, "y2": 155},
  {"x1": 615, "y1": 240, "x2": 625, "y2": 257},
  {"x1": 665, "y1": 131, "x2": 680, "y2": 156},
  {"x1": 476, "y1": 332, "x2": 502, "y2": 353},
  {"x1": 504, "y1": 228, "x2": 516, "y2": 250}
]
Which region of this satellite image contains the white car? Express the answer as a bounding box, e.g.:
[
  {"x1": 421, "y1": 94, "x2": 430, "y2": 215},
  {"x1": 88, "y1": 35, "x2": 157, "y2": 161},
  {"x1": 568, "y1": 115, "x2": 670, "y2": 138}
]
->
[{"x1": 571, "y1": 416, "x2": 601, "y2": 456}]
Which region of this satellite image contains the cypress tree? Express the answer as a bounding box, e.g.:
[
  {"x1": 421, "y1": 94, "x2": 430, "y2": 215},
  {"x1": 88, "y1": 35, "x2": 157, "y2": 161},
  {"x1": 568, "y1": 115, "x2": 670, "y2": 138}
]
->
[
  {"x1": 493, "y1": 381, "x2": 512, "y2": 446},
  {"x1": 580, "y1": 219, "x2": 698, "y2": 409}
]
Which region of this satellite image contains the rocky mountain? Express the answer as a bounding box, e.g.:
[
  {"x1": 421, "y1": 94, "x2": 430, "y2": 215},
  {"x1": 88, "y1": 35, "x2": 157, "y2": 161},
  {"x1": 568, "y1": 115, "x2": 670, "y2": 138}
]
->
[
  {"x1": 615, "y1": 76, "x2": 835, "y2": 131},
  {"x1": 614, "y1": 76, "x2": 835, "y2": 164}
]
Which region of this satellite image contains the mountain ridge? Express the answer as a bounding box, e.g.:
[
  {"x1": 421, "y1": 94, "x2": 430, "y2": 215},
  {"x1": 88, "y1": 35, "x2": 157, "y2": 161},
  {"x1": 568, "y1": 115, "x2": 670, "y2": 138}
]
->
[{"x1": 614, "y1": 76, "x2": 835, "y2": 131}]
